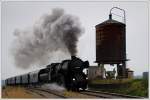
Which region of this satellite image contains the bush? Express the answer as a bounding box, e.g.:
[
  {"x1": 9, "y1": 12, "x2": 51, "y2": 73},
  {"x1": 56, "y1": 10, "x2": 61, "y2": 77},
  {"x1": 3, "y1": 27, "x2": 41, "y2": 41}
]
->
[{"x1": 89, "y1": 78, "x2": 148, "y2": 97}]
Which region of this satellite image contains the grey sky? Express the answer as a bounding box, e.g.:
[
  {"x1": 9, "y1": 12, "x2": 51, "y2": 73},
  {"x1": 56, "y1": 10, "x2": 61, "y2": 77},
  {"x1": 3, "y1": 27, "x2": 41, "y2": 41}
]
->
[{"x1": 1, "y1": 1, "x2": 149, "y2": 79}]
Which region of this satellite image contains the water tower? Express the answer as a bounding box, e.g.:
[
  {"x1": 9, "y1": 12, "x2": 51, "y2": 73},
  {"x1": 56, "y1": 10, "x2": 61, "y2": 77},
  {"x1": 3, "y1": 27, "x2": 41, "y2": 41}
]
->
[{"x1": 95, "y1": 7, "x2": 127, "y2": 78}]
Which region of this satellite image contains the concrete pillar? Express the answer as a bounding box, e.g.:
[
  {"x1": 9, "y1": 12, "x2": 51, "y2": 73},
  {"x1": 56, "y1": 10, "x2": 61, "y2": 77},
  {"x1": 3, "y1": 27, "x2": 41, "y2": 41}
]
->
[
  {"x1": 122, "y1": 62, "x2": 127, "y2": 78},
  {"x1": 98, "y1": 64, "x2": 104, "y2": 79},
  {"x1": 117, "y1": 62, "x2": 126, "y2": 79}
]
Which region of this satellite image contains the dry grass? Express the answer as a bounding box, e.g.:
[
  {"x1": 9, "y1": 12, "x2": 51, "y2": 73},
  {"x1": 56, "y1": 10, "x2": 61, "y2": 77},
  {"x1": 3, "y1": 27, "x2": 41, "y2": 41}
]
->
[
  {"x1": 2, "y1": 86, "x2": 36, "y2": 98},
  {"x1": 2, "y1": 86, "x2": 97, "y2": 98}
]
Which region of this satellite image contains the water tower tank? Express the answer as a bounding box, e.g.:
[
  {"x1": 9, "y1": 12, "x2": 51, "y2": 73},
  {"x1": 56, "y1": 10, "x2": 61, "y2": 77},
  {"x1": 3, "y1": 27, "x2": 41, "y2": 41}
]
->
[{"x1": 95, "y1": 8, "x2": 126, "y2": 64}]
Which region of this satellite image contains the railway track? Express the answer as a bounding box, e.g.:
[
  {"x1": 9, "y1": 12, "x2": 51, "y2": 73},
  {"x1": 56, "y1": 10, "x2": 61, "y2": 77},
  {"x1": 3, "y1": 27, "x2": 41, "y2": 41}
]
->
[
  {"x1": 27, "y1": 87, "x2": 144, "y2": 98},
  {"x1": 27, "y1": 87, "x2": 67, "y2": 98},
  {"x1": 80, "y1": 90, "x2": 144, "y2": 98},
  {"x1": 28, "y1": 87, "x2": 96, "y2": 98},
  {"x1": 27, "y1": 89, "x2": 47, "y2": 98}
]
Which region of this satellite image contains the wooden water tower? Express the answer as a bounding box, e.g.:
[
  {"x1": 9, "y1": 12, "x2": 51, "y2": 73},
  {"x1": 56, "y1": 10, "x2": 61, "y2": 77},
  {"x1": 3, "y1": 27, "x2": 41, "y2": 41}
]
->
[{"x1": 95, "y1": 7, "x2": 127, "y2": 78}]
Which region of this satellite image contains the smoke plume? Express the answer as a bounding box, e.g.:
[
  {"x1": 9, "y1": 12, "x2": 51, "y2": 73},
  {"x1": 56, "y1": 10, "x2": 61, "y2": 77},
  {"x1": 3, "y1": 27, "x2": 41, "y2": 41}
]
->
[{"x1": 11, "y1": 8, "x2": 84, "y2": 68}]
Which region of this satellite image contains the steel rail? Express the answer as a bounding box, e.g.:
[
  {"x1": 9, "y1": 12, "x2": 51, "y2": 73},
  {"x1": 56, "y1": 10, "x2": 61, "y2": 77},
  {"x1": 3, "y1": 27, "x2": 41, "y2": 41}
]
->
[
  {"x1": 85, "y1": 90, "x2": 144, "y2": 98},
  {"x1": 27, "y1": 89, "x2": 47, "y2": 98},
  {"x1": 79, "y1": 91, "x2": 109, "y2": 98},
  {"x1": 28, "y1": 87, "x2": 67, "y2": 98}
]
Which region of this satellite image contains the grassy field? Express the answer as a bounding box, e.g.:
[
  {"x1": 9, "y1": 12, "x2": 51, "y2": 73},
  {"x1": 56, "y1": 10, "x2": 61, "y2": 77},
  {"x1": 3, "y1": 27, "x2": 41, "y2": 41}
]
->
[
  {"x1": 89, "y1": 78, "x2": 148, "y2": 97},
  {"x1": 2, "y1": 86, "x2": 37, "y2": 98},
  {"x1": 2, "y1": 86, "x2": 96, "y2": 98}
]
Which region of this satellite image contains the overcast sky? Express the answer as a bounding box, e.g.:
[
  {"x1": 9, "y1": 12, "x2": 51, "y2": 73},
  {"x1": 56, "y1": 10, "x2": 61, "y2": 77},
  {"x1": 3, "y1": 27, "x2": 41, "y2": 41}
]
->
[{"x1": 1, "y1": 1, "x2": 149, "y2": 79}]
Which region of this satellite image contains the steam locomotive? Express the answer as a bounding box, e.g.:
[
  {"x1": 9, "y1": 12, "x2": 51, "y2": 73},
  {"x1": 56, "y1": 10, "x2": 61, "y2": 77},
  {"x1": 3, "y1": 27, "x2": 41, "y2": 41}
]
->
[{"x1": 5, "y1": 56, "x2": 89, "y2": 91}]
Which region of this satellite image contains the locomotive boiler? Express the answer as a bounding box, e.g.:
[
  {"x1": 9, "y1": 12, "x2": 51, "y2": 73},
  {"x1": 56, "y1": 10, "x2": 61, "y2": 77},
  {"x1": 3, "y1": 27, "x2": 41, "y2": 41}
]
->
[{"x1": 6, "y1": 56, "x2": 89, "y2": 91}]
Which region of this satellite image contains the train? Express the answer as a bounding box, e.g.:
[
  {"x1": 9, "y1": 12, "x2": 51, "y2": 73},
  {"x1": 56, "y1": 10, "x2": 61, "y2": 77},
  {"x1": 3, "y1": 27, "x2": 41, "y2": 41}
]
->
[{"x1": 5, "y1": 56, "x2": 89, "y2": 91}]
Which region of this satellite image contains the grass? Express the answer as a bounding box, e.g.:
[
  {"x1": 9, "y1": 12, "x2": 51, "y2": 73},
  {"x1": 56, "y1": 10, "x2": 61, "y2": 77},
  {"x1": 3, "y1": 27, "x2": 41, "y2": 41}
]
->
[
  {"x1": 90, "y1": 78, "x2": 132, "y2": 84},
  {"x1": 2, "y1": 86, "x2": 38, "y2": 98},
  {"x1": 89, "y1": 78, "x2": 148, "y2": 97}
]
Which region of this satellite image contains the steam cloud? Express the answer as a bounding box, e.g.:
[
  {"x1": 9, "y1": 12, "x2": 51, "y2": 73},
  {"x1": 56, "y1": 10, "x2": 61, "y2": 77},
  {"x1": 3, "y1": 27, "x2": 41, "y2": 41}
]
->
[
  {"x1": 11, "y1": 8, "x2": 84, "y2": 68},
  {"x1": 41, "y1": 83, "x2": 66, "y2": 91}
]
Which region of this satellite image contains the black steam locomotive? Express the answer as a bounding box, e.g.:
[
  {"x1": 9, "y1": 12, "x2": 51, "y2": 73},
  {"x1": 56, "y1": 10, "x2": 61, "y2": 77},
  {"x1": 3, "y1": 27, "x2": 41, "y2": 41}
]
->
[{"x1": 6, "y1": 56, "x2": 89, "y2": 91}]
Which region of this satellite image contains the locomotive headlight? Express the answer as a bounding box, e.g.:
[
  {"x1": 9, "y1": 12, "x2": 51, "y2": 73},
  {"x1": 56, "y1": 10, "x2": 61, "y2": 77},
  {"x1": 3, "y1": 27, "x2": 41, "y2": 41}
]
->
[
  {"x1": 86, "y1": 77, "x2": 88, "y2": 80},
  {"x1": 83, "y1": 68, "x2": 88, "y2": 75},
  {"x1": 73, "y1": 78, "x2": 75, "y2": 81}
]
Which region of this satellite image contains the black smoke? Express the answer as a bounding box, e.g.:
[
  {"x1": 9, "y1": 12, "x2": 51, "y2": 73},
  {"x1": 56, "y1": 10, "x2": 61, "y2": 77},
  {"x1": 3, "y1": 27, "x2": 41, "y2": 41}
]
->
[{"x1": 11, "y1": 8, "x2": 84, "y2": 68}]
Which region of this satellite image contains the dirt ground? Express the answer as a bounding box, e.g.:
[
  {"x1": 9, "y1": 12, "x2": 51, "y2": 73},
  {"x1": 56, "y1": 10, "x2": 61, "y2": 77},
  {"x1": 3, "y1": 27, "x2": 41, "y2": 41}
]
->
[
  {"x1": 2, "y1": 86, "x2": 40, "y2": 98},
  {"x1": 2, "y1": 86, "x2": 97, "y2": 98}
]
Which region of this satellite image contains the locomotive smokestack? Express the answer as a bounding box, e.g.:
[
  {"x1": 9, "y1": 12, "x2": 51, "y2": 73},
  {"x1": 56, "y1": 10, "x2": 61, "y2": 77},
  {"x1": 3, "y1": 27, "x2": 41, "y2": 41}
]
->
[
  {"x1": 109, "y1": 14, "x2": 112, "y2": 20},
  {"x1": 11, "y1": 8, "x2": 84, "y2": 68},
  {"x1": 71, "y1": 56, "x2": 76, "y2": 60}
]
